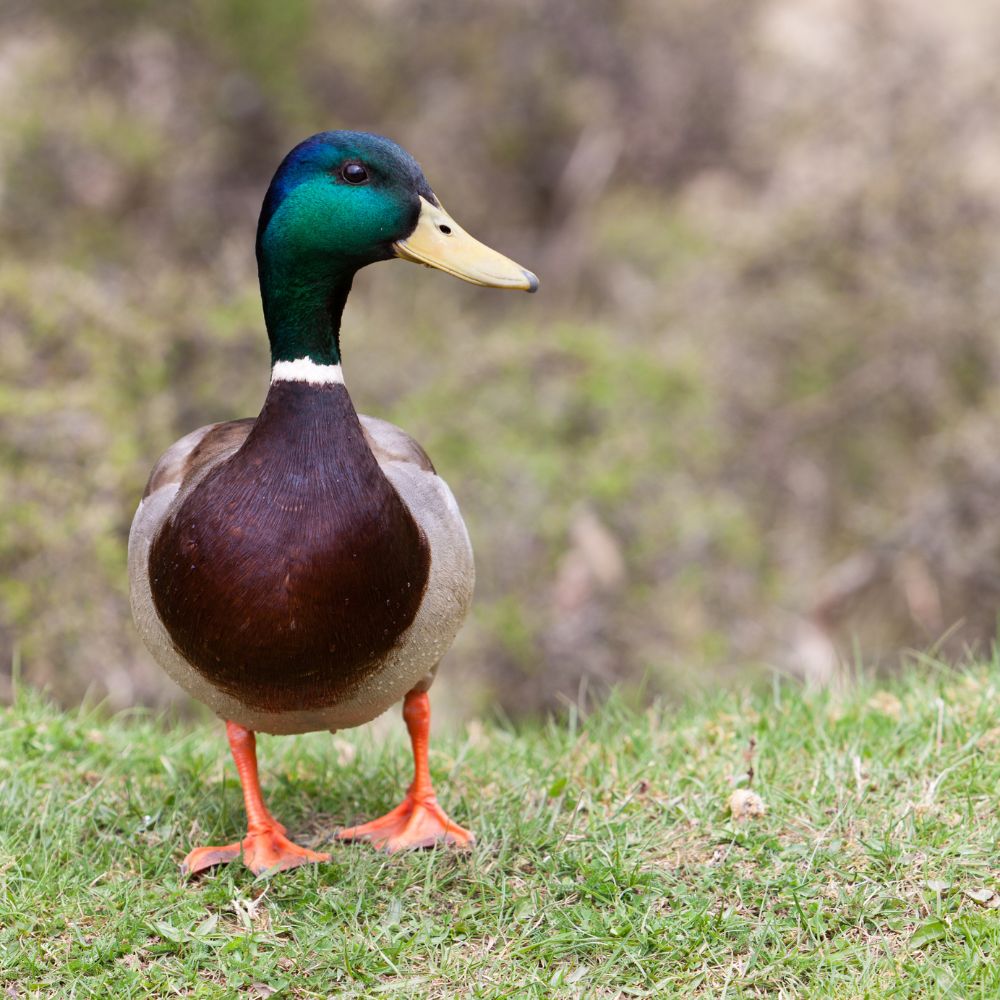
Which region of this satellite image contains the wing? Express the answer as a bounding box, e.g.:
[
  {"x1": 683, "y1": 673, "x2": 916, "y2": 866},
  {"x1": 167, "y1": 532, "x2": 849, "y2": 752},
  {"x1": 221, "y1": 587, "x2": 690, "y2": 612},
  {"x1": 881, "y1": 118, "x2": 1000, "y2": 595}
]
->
[
  {"x1": 357, "y1": 412, "x2": 473, "y2": 701},
  {"x1": 358, "y1": 414, "x2": 435, "y2": 474},
  {"x1": 142, "y1": 418, "x2": 255, "y2": 499}
]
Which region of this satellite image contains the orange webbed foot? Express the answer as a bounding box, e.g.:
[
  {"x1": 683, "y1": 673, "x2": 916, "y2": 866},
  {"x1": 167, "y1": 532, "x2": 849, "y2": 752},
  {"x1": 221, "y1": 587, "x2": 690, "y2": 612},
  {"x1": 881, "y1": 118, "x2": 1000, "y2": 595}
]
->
[
  {"x1": 182, "y1": 825, "x2": 330, "y2": 877},
  {"x1": 241, "y1": 826, "x2": 330, "y2": 875},
  {"x1": 182, "y1": 842, "x2": 243, "y2": 876},
  {"x1": 338, "y1": 792, "x2": 475, "y2": 853}
]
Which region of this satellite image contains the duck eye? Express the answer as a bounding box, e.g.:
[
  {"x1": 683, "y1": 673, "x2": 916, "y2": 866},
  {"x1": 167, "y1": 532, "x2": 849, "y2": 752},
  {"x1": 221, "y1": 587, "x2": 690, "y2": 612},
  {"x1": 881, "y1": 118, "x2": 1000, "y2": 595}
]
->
[{"x1": 341, "y1": 162, "x2": 369, "y2": 185}]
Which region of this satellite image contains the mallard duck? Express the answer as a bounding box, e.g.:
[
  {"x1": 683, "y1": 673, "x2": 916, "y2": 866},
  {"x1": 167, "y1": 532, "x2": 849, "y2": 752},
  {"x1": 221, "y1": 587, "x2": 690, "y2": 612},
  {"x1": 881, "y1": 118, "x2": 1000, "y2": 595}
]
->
[{"x1": 128, "y1": 131, "x2": 537, "y2": 875}]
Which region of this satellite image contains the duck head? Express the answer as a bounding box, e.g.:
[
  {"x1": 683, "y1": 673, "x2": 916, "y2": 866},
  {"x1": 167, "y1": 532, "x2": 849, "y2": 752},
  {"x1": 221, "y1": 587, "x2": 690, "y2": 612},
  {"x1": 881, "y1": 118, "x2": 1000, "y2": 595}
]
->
[{"x1": 256, "y1": 131, "x2": 537, "y2": 366}]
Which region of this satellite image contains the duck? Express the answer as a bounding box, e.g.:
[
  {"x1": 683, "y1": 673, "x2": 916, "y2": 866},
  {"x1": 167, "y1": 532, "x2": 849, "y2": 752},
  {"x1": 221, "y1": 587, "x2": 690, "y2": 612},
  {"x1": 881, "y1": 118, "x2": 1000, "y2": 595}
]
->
[{"x1": 128, "y1": 131, "x2": 537, "y2": 875}]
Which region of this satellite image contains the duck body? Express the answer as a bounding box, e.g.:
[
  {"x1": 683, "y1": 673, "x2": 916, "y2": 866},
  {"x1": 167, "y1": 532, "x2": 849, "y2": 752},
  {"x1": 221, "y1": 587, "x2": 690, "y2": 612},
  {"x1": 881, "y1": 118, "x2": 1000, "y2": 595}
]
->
[
  {"x1": 128, "y1": 131, "x2": 536, "y2": 873},
  {"x1": 129, "y1": 374, "x2": 473, "y2": 735}
]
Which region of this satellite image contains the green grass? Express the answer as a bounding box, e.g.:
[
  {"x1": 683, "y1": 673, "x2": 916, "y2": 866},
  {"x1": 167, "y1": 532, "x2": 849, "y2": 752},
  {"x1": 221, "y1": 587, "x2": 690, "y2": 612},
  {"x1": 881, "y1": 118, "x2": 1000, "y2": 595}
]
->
[{"x1": 3, "y1": 662, "x2": 1000, "y2": 998}]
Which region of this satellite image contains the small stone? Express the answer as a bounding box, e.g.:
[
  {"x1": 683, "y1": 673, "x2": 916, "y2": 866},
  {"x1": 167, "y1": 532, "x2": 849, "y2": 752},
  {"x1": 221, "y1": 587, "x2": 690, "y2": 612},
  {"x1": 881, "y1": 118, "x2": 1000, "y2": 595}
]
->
[{"x1": 728, "y1": 788, "x2": 766, "y2": 821}]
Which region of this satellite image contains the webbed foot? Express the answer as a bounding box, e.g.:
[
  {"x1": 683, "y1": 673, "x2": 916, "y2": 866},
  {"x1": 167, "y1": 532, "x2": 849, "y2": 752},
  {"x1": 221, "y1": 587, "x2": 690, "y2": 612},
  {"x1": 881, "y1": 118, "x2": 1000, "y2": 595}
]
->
[
  {"x1": 338, "y1": 792, "x2": 474, "y2": 852},
  {"x1": 183, "y1": 825, "x2": 330, "y2": 876}
]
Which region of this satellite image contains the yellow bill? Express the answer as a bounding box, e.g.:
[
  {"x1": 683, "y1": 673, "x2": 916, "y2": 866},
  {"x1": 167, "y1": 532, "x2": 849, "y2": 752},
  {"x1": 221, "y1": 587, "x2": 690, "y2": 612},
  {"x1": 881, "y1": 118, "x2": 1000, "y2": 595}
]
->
[{"x1": 393, "y1": 196, "x2": 538, "y2": 292}]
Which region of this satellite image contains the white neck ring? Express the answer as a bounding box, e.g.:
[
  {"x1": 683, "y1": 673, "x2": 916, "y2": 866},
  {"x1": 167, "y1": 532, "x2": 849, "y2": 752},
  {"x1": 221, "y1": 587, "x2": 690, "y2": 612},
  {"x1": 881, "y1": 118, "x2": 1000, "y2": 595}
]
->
[{"x1": 270, "y1": 358, "x2": 345, "y2": 386}]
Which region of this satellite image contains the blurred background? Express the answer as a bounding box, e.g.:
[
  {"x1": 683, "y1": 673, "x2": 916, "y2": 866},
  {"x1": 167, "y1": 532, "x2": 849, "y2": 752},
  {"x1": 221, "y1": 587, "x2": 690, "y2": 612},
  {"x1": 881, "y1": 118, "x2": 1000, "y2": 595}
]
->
[{"x1": 3, "y1": 0, "x2": 1000, "y2": 720}]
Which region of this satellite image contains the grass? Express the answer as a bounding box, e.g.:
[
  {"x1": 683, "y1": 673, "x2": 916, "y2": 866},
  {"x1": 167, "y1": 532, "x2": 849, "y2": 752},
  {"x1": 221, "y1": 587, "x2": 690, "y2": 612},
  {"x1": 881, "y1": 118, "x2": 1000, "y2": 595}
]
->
[{"x1": 2, "y1": 662, "x2": 1000, "y2": 998}]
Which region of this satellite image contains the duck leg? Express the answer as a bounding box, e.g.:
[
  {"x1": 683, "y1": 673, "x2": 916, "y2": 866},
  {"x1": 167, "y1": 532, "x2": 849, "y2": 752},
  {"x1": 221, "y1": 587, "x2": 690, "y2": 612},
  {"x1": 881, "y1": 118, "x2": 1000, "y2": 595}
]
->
[
  {"x1": 337, "y1": 689, "x2": 474, "y2": 852},
  {"x1": 182, "y1": 721, "x2": 330, "y2": 876}
]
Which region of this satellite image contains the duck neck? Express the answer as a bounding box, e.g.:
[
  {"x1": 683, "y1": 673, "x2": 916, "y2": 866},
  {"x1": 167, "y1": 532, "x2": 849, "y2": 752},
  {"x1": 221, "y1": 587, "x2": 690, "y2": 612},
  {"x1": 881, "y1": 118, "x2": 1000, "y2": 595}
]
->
[{"x1": 258, "y1": 255, "x2": 354, "y2": 369}]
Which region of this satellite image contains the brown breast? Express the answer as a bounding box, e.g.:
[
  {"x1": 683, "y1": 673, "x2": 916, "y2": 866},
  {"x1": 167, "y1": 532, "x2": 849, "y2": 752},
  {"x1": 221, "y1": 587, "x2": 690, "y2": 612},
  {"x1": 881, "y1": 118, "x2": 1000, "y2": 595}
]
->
[{"x1": 147, "y1": 381, "x2": 430, "y2": 713}]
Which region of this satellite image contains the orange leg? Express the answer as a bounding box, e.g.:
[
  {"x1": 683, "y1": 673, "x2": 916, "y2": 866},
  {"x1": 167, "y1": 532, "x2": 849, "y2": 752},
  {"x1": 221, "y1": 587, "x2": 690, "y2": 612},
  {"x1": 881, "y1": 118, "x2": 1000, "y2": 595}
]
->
[
  {"x1": 182, "y1": 721, "x2": 330, "y2": 877},
  {"x1": 337, "y1": 690, "x2": 474, "y2": 852}
]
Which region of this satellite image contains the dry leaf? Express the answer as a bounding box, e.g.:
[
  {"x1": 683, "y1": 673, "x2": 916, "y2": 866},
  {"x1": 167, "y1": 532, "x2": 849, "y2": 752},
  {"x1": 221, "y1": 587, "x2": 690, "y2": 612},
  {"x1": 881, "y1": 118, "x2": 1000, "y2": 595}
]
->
[
  {"x1": 465, "y1": 719, "x2": 486, "y2": 747},
  {"x1": 867, "y1": 691, "x2": 902, "y2": 720},
  {"x1": 332, "y1": 737, "x2": 356, "y2": 766},
  {"x1": 976, "y1": 727, "x2": 1000, "y2": 749},
  {"x1": 964, "y1": 887, "x2": 1000, "y2": 907},
  {"x1": 728, "y1": 789, "x2": 766, "y2": 821}
]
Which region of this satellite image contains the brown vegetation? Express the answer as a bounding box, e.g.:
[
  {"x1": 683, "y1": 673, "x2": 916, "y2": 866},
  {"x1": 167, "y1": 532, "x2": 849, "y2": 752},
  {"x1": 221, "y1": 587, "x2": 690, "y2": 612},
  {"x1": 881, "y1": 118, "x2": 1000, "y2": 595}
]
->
[{"x1": 2, "y1": 0, "x2": 999, "y2": 715}]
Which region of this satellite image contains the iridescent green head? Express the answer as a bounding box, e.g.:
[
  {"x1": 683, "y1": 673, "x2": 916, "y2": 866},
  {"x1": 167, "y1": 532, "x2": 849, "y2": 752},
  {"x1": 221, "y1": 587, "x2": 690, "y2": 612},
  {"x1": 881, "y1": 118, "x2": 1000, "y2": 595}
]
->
[{"x1": 255, "y1": 130, "x2": 538, "y2": 367}]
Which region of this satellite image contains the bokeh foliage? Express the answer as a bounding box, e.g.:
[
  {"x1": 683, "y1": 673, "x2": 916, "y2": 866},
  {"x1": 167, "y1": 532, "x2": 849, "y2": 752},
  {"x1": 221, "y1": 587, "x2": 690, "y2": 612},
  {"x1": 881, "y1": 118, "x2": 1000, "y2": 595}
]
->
[{"x1": 3, "y1": 0, "x2": 1000, "y2": 713}]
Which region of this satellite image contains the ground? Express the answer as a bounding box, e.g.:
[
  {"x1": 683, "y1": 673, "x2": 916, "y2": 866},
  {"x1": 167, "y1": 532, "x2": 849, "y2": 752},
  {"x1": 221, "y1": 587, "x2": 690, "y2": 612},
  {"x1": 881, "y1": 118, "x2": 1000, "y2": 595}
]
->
[{"x1": 2, "y1": 660, "x2": 1000, "y2": 998}]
